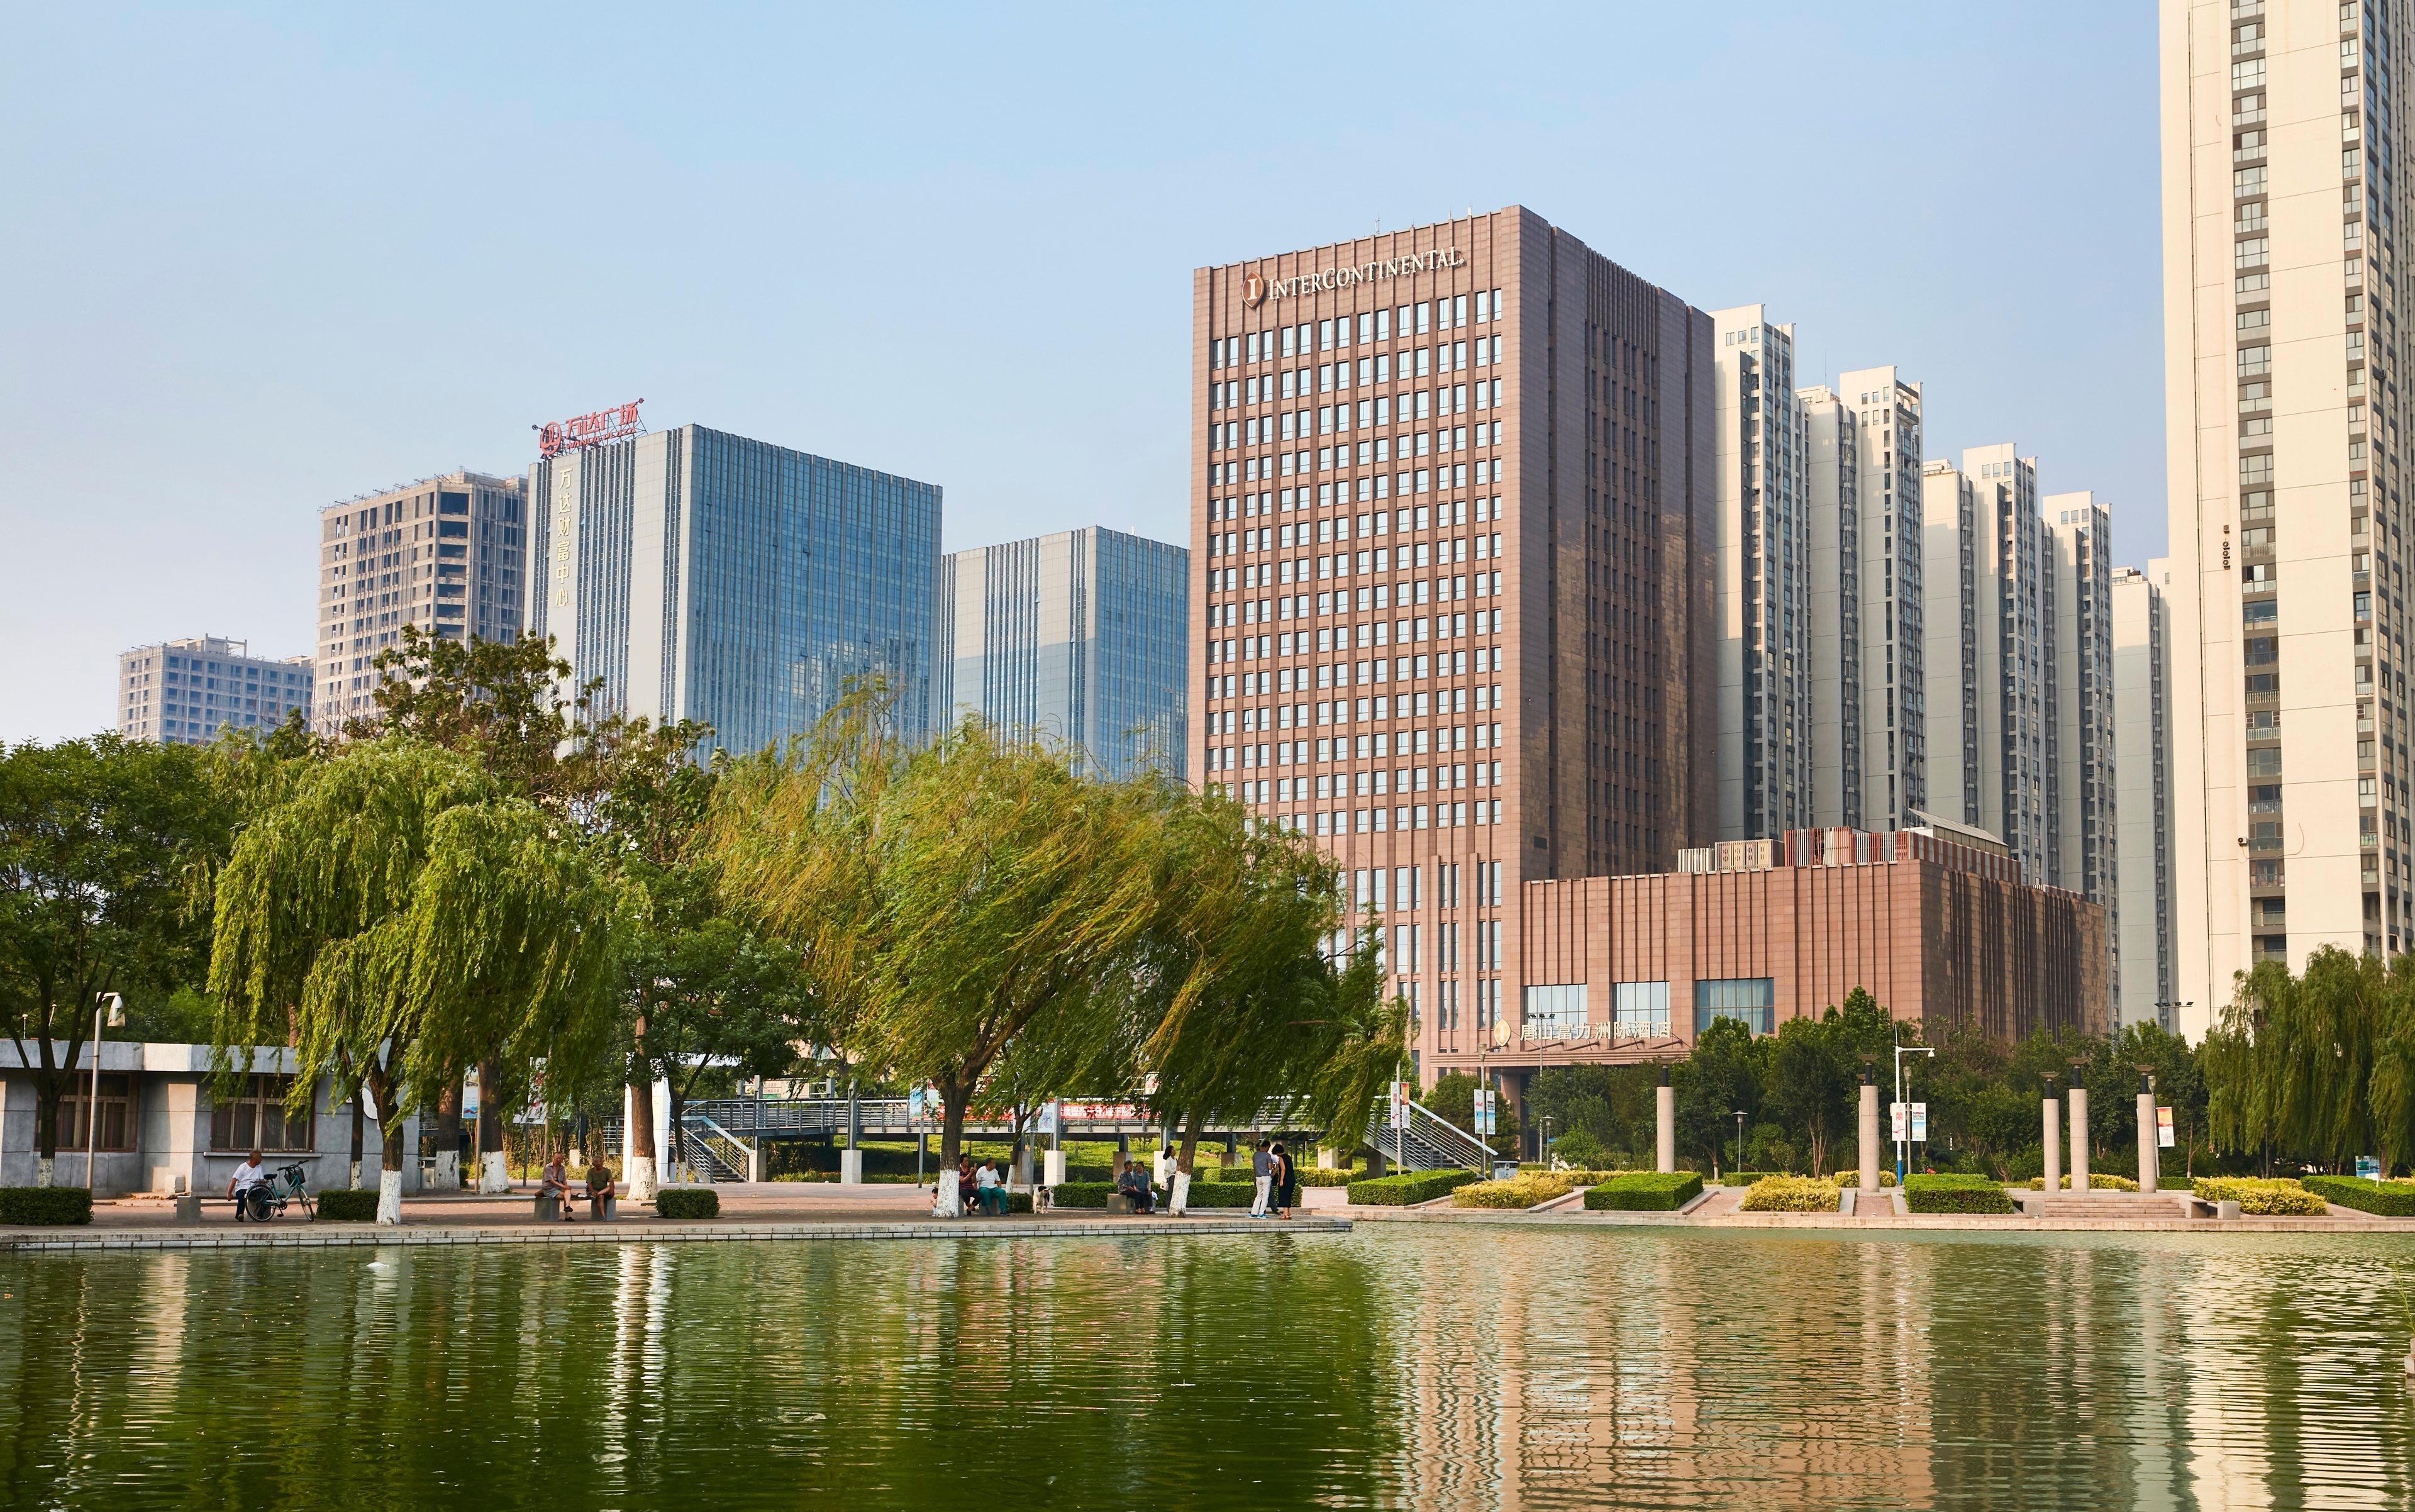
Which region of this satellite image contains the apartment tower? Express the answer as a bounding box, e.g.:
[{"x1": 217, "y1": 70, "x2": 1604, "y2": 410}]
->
[
  {"x1": 2114, "y1": 560, "x2": 2179, "y2": 1028},
  {"x1": 2046, "y1": 491, "x2": 2121, "y2": 994},
  {"x1": 938, "y1": 526, "x2": 1191, "y2": 779},
  {"x1": 1192, "y1": 206, "x2": 1717, "y2": 1074},
  {"x1": 1711, "y1": 306, "x2": 1814, "y2": 840},
  {"x1": 527, "y1": 424, "x2": 942, "y2": 758},
  {"x1": 313, "y1": 471, "x2": 528, "y2": 735},
  {"x1": 2161, "y1": 0, "x2": 2412, "y2": 1033},
  {"x1": 119, "y1": 636, "x2": 312, "y2": 745}
]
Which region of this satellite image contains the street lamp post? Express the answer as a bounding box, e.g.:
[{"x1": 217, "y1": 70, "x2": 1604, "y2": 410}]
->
[
  {"x1": 1540, "y1": 1116, "x2": 1555, "y2": 1169},
  {"x1": 1732, "y1": 1109, "x2": 1746, "y2": 1179},
  {"x1": 86, "y1": 992, "x2": 123, "y2": 1192},
  {"x1": 1892, "y1": 1042, "x2": 1935, "y2": 1186}
]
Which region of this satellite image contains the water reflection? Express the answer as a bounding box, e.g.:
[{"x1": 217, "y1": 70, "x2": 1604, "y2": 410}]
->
[{"x1": 0, "y1": 1229, "x2": 2405, "y2": 1510}]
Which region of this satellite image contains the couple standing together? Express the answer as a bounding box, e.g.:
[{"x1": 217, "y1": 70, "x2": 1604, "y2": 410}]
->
[{"x1": 1250, "y1": 1138, "x2": 1297, "y2": 1219}]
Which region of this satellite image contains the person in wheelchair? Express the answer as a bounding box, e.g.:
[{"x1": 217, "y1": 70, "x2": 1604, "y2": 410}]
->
[{"x1": 228, "y1": 1150, "x2": 269, "y2": 1221}]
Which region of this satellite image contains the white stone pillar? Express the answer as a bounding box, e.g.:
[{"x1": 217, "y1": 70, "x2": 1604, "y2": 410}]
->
[
  {"x1": 1858, "y1": 1081, "x2": 1880, "y2": 1193},
  {"x1": 2136, "y1": 1077, "x2": 2158, "y2": 1194},
  {"x1": 2042, "y1": 1085, "x2": 2061, "y2": 1196},
  {"x1": 1655, "y1": 1065, "x2": 1676, "y2": 1175},
  {"x1": 2068, "y1": 1086, "x2": 2090, "y2": 1194}
]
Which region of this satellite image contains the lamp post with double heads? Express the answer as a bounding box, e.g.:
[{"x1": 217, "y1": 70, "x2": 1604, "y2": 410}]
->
[{"x1": 86, "y1": 992, "x2": 123, "y2": 1192}]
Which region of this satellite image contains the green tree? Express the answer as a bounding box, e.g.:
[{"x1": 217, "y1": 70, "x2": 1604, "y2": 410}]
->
[
  {"x1": 208, "y1": 741, "x2": 623, "y2": 1221},
  {"x1": 2207, "y1": 948, "x2": 2387, "y2": 1173},
  {"x1": 1674, "y1": 1015, "x2": 1767, "y2": 1172},
  {"x1": 0, "y1": 736, "x2": 225, "y2": 1184}
]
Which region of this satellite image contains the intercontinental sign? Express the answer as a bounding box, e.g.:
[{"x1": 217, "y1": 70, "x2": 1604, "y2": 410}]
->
[{"x1": 1245, "y1": 247, "x2": 1465, "y2": 306}]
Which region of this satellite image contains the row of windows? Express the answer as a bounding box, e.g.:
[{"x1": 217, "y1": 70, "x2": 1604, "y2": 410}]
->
[
  {"x1": 1230, "y1": 764, "x2": 1501, "y2": 801},
  {"x1": 1202, "y1": 683, "x2": 1506, "y2": 742},
  {"x1": 1215, "y1": 723, "x2": 1502, "y2": 764},
  {"x1": 1210, "y1": 289, "x2": 1508, "y2": 369},
  {"x1": 1213, "y1": 351, "x2": 1506, "y2": 411},
  {"x1": 1205, "y1": 648, "x2": 1502, "y2": 703},
  {"x1": 1207, "y1": 580, "x2": 1503, "y2": 638},
  {"x1": 1245, "y1": 800, "x2": 1502, "y2": 836}
]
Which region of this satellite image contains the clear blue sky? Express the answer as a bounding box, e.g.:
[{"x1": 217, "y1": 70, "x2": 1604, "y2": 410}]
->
[{"x1": 0, "y1": 4, "x2": 2161, "y2": 745}]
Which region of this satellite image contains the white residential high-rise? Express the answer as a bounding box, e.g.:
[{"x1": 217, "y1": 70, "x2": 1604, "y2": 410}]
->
[
  {"x1": 1804, "y1": 368, "x2": 1924, "y2": 829},
  {"x1": 118, "y1": 636, "x2": 312, "y2": 746},
  {"x1": 2114, "y1": 559, "x2": 2177, "y2": 1030},
  {"x1": 2160, "y1": 0, "x2": 2412, "y2": 1032},
  {"x1": 1918, "y1": 450, "x2": 2055, "y2": 884},
  {"x1": 1801, "y1": 385, "x2": 1865, "y2": 827},
  {"x1": 938, "y1": 526, "x2": 1190, "y2": 780},
  {"x1": 2045, "y1": 492, "x2": 2120, "y2": 976},
  {"x1": 1711, "y1": 306, "x2": 1813, "y2": 840},
  {"x1": 314, "y1": 471, "x2": 528, "y2": 735}
]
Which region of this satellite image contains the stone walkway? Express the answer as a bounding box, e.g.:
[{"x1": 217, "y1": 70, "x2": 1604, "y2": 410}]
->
[{"x1": 0, "y1": 1181, "x2": 1353, "y2": 1251}]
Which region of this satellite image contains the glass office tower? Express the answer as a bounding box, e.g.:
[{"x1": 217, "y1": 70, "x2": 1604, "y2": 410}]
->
[{"x1": 527, "y1": 424, "x2": 942, "y2": 756}]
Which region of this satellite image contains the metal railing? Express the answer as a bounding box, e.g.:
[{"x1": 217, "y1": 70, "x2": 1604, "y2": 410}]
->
[{"x1": 1374, "y1": 1098, "x2": 1493, "y2": 1172}]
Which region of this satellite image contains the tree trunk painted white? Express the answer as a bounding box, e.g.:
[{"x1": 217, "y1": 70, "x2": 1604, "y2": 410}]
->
[
  {"x1": 35, "y1": 1155, "x2": 55, "y2": 1189},
  {"x1": 477, "y1": 1151, "x2": 510, "y2": 1193},
  {"x1": 348, "y1": 1159, "x2": 362, "y2": 1191},
  {"x1": 840, "y1": 1149, "x2": 863, "y2": 1185},
  {"x1": 1170, "y1": 1171, "x2": 1191, "y2": 1215},
  {"x1": 431, "y1": 1150, "x2": 460, "y2": 1191},
  {"x1": 375, "y1": 1169, "x2": 404, "y2": 1225},
  {"x1": 935, "y1": 1169, "x2": 961, "y2": 1218},
  {"x1": 626, "y1": 1154, "x2": 658, "y2": 1204}
]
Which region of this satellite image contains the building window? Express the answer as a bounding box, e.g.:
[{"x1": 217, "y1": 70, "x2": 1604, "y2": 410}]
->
[
  {"x1": 62, "y1": 1072, "x2": 135, "y2": 1152},
  {"x1": 1520, "y1": 983, "x2": 1588, "y2": 1040},
  {"x1": 210, "y1": 1074, "x2": 315, "y2": 1153},
  {"x1": 1694, "y1": 977, "x2": 1776, "y2": 1036},
  {"x1": 1613, "y1": 981, "x2": 1671, "y2": 1040}
]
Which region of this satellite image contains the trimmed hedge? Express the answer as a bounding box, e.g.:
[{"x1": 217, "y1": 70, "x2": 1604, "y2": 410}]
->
[
  {"x1": 315, "y1": 1189, "x2": 379, "y2": 1221},
  {"x1": 1904, "y1": 1173, "x2": 2016, "y2": 1214},
  {"x1": 0, "y1": 1187, "x2": 94, "y2": 1226},
  {"x1": 1829, "y1": 1170, "x2": 1899, "y2": 1187},
  {"x1": 1452, "y1": 1174, "x2": 1574, "y2": 1208},
  {"x1": 1348, "y1": 1169, "x2": 1478, "y2": 1206},
  {"x1": 652, "y1": 1187, "x2": 720, "y2": 1220},
  {"x1": 2026, "y1": 1172, "x2": 2141, "y2": 1191},
  {"x1": 2194, "y1": 1177, "x2": 2326, "y2": 1215},
  {"x1": 1584, "y1": 1172, "x2": 1705, "y2": 1211},
  {"x1": 1718, "y1": 1171, "x2": 1792, "y2": 1187},
  {"x1": 1737, "y1": 1176, "x2": 1841, "y2": 1213},
  {"x1": 2302, "y1": 1175, "x2": 2415, "y2": 1216}
]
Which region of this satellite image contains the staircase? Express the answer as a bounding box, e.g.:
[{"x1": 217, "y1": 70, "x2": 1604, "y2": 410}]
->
[
  {"x1": 2029, "y1": 1191, "x2": 2193, "y2": 1220},
  {"x1": 674, "y1": 1116, "x2": 755, "y2": 1183},
  {"x1": 1372, "y1": 1099, "x2": 1493, "y2": 1172}
]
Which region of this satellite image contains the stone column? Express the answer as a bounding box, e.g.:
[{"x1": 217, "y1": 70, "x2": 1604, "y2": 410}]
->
[
  {"x1": 2067, "y1": 1084, "x2": 2090, "y2": 1195},
  {"x1": 2041, "y1": 1078, "x2": 2060, "y2": 1196},
  {"x1": 2136, "y1": 1074, "x2": 2158, "y2": 1194},
  {"x1": 1655, "y1": 1064, "x2": 1676, "y2": 1174},
  {"x1": 1858, "y1": 1072, "x2": 1880, "y2": 1194}
]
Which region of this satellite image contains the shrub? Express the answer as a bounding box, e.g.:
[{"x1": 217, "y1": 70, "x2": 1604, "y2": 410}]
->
[
  {"x1": 1550, "y1": 1129, "x2": 1611, "y2": 1169},
  {"x1": 1452, "y1": 1173, "x2": 1574, "y2": 1208},
  {"x1": 1584, "y1": 1172, "x2": 1704, "y2": 1211},
  {"x1": 1052, "y1": 1182, "x2": 1113, "y2": 1208},
  {"x1": 1177, "y1": 1180, "x2": 1253, "y2": 1209},
  {"x1": 1737, "y1": 1176, "x2": 1840, "y2": 1213},
  {"x1": 1297, "y1": 1167, "x2": 1359, "y2": 1187},
  {"x1": 1829, "y1": 1170, "x2": 1898, "y2": 1187},
  {"x1": 0, "y1": 1187, "x2": 94, "y2": 1226},
  {"x1": 2302, "y1": 1175, "x2": 2415, "y2": 1216},
  {"x1": 1904, "y1": 1174, "x2": 2016, "y2": 1214},
  {"x1": 314, "y1": 1189, "x2": 379, "y2": 1221},
  {"x1": 1347, "y1": 1169, "x2": 1478, "y2": 1206},
  {"x1": 2024, "y1": 1173, "x2": 2140, "y2": 1191},
  {"x1": 652, "y1": 1187, "x2": 720, "y2": 1220},
  {"x1": 1718, "y1": 1171, "x2": 1792, "y2": 1187},
  {"x1": 2194, "y1": 1177, "x2": 2327, "y2": 1215}
]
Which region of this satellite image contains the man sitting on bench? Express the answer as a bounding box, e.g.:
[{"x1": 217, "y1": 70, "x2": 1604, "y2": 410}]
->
[{"x1": 1114, "y1": 1155, "x2": 1154, "y2": 1214}]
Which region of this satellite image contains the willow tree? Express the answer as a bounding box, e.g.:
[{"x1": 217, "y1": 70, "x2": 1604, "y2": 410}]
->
[
  {"x1": 2207, "y1": 948, "x2": 2388, "y2": 1173},
  {"x1": 208, "y1": 740, "x2": 623, "y2": 1222},
  {"x1": 1135, "y1": 786, "x2": 1377, "y2": 1179},
  {"x1": 716, "y1": 710, "x2": 1157, "y2": 1213}
]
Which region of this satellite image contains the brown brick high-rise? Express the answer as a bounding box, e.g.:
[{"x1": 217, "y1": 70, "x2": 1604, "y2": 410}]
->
[{"x1": 1192, "y1": 206, "x2": 1718, "y2": 1072}]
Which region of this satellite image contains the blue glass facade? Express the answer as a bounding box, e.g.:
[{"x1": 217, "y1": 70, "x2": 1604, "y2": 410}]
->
[
  {"x1": 529, "y1": 425, "x2": 941, "y2": 757},
  {"x1": 938, "y1": 526, "x2": 1188, "y2": 780}
]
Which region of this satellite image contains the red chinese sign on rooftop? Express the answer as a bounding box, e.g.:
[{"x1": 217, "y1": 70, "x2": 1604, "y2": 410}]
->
[{"x1": 536, "y1": 399, "x2": 645, "y2": 459}]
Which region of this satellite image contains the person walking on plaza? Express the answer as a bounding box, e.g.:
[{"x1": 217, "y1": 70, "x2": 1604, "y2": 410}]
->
[{"x1": 1250, "y1": 1138, "x2": 1272, "y2": 1218}]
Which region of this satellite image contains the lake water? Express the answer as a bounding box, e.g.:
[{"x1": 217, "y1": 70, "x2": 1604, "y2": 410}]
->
[{"x1": 0, "y1": 1226, "x2": 2408, "y2": 1509}]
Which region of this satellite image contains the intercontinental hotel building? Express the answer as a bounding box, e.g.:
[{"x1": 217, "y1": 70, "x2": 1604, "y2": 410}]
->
[{"x1": 1193, "y1": 207, "x2": 2105, "y2": 1090}]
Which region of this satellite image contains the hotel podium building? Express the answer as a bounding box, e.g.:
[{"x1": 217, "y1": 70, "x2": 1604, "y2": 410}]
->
[{"x1": 2162, "y1": 0, "x2": 2415, "y2": 1033}]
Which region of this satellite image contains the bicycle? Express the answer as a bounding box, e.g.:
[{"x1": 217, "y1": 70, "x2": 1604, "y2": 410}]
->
[{"x1": 236, "y1": 1163, "x2": 318, "y2": 1222}]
